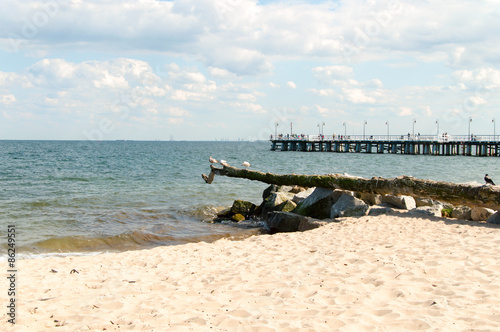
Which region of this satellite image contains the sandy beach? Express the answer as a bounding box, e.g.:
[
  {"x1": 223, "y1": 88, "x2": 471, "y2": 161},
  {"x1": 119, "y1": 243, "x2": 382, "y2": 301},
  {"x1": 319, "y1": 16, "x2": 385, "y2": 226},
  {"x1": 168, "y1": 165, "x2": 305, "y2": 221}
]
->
[{"x1": 3, "y1": 213, "x2": 500, "y2": 331}]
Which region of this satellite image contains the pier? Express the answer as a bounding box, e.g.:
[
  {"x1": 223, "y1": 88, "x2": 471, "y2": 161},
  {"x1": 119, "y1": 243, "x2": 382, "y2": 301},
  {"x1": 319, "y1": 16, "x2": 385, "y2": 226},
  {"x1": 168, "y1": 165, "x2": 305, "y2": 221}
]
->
[{"x1": 270, "y1": 134, "x2": 500, "y2": 157}]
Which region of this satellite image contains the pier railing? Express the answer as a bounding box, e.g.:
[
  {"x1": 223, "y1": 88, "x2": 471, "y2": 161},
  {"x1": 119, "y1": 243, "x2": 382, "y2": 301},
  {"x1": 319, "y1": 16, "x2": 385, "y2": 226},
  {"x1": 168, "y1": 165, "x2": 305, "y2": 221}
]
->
[
  {"x1": 270, "y1": 134, "x2": 500, "y2": 156},
  {"x1": 271, "y1": 134, "x2": 499, "y2": 142}
]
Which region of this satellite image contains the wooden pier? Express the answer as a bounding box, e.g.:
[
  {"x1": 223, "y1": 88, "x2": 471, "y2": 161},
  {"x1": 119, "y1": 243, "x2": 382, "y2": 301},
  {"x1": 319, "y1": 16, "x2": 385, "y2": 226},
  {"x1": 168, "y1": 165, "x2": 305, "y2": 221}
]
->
[{"x1": 270, "y1": 135, "x2": 500, "y2": 157}]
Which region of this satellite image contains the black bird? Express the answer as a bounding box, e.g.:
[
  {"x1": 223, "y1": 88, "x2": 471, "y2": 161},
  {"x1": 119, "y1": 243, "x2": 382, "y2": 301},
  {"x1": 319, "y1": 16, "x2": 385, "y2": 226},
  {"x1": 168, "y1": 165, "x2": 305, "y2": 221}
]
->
[{"x1": 485, "y1": 174, "x2": 495, "y2": 185}]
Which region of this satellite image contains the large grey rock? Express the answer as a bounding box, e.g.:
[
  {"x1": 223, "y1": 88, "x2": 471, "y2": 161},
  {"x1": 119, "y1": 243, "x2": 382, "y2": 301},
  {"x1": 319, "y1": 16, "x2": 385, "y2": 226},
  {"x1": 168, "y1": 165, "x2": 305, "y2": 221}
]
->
[
  {"x1": 356, "y1": 192, "x2": 382, "y2": 206},
  {"x1": 471, "y1": 207, "x2": 495, "y2": 221},
  {"x1": 257, "y1": 192, "x2": 293, "y2": 218},
  {"x1": 293, "y1": 188, "x2": 346, "y2": 219},
  {"x1": 262, "y1": 184, "x2": 294, "y2": 201},
  {"x1": 266, "y1": 212, "x2": 308, "y2": 233},
  {"x1": 415, "y1": 197, "x2": 435, "y2": 207},
  {"x1": 330, "y1": 194, "x2": 369, "y2": 218},
  {"x1": 262, "y1": 184, "x2": 279, "y2": 201},
  {"x1": 292, "y1": 187, "x2": 315, "y2": 204},
  {"x1": 381, "y1": 194, "x2": 416, "y2": 210},
  {"x1": 487, "y1": 211, "x2": 500, "y2": 224},
  {"x1": 408, "y1": 205, "x2": 443, "y2": 217},
  {"x1": 368, "y1": 205, "x2": 395, "y2": 216},
  {"x1": 452, "y1": 205, "x2": 472, "y2": 220}
]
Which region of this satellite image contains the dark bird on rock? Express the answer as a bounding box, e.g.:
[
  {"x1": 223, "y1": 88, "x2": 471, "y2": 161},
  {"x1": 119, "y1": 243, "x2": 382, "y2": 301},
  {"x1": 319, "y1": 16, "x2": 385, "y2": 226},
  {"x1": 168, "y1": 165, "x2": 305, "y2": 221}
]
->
[{"x1": 485, "y1": 174, "x2": 495, "y2": 185}]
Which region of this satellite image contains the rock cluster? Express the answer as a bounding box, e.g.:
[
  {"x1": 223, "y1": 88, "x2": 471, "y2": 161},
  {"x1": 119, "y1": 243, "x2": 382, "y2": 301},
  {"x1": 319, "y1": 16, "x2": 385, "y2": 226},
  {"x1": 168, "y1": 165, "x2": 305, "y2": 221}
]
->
[{"x1": 213, "y1": 185, "x2": 499, "y2": 233}]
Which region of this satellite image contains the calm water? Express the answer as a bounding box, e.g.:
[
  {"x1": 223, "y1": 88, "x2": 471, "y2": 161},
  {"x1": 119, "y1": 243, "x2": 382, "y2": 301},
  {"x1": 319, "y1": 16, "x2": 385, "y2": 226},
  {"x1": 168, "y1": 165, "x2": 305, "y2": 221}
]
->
[{"x1": 1, "y1": 140, "x2": 498, "y2": 257}]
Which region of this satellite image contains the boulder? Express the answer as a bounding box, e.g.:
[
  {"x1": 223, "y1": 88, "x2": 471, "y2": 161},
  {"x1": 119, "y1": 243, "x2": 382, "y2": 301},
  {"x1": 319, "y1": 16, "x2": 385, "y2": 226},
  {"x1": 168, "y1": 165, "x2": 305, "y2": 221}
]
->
[
  {"x1": 258, "y1": 192, "x2": 293, "y2": 218},
  {"x1": 408, "y1": 205, "x2": 443, "y2": 217},
  {"x1": 266, "y1": 212, "x2": 308, "y2": 233},
  {"x1": 275, "y1": 199, "x2": 297, "y2": 213},
  {"x1": 278, "y1": 185, "x2": 295, "y2": 193},
  {"x1": 298, "y1": 219, "x2": 331, "y2": 232},
  {"x1": 356, "y1": 192, "x2": 382, "y2": 206},
  {"x1": 368, "y1": 205, "x2": 395, "y2": 216},
  {"x1": 471, "y1": 207, "x2": 495, "y2": 221},
  {"x1": 290, "y1": 186, "x2": 307, "y2": 194},
  {"x1": 230, "y1": 199, "x2": 257, "y2": 217},
  {"x1": 292, "y1": 187, "x2": 315, "y2": 204},
  {"x1": 487, "y1": 211, "x2": 500, "y2": 224},
  {"x1": 293, "y1": 188, "x2": 346, "y2": 219},
  {"x1": 381, "y1": 194, "x2": 416, "y2": 210},
  {"x1": 415, "y1": 197, "x2": 435, "y2": 207},
  {"x1": 331, "y1": 193, "x2": 369, "y2": 218},
  {"x1": 451, "y1": 205, "x2": 472, "y2": 220},
  {"x1": 262, "y1": 184, "x2": 279, "y2": 201},
  {"x1": 231, "y1": 214, "x2": 246, "y2": 222},
  {"x1": 216, "y1": 207, "x2": 232, "y2": 219}
]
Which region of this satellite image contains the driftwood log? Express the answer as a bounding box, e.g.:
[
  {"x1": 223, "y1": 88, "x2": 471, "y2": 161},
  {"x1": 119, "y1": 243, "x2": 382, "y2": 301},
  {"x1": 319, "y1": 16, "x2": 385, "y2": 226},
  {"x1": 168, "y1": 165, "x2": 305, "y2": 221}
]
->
[{"x1": 202, "y1": 165, "x2": 500, "y2": 210}]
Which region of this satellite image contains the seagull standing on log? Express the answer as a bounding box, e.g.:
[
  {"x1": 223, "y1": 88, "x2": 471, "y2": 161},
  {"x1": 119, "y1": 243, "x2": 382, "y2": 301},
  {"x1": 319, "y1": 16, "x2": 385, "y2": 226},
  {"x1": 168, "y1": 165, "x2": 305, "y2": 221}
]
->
[
  {"x1": 485, "y1": 174, "x2": 495, "y2": 185},
  {"x1": 209, "y1": 156, "x2": 218, "y2": 164},
  {"x1": 220, "y1": 159, "x2": 229, "y2": 167},
  {"x1": 241, "y1": 161, "x2": 251, "y2": 169}
]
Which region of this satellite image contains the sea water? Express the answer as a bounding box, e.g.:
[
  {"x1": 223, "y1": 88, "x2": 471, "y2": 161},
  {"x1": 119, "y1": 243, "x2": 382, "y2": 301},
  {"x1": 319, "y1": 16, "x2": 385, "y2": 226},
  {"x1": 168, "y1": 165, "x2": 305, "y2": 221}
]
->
[{"x1": 1, "y1": 140, "x2": 498, "y2": 256}]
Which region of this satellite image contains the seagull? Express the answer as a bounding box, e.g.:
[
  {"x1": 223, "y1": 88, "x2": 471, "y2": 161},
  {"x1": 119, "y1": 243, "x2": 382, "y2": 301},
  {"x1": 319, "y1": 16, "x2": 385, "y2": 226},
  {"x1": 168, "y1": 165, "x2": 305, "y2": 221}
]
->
[
  {"x1": 220, "y1": 159, "x2": 229, "y2": 167},
  {"x1": 209, "y1": 156, "x2": 218, "y2": 164},
  {"x1": 485, "y1": 174, "x2": 495, "y2": 185},
  {"x1": 241, "y1": 161, "x2": 251, "y2": 169}
]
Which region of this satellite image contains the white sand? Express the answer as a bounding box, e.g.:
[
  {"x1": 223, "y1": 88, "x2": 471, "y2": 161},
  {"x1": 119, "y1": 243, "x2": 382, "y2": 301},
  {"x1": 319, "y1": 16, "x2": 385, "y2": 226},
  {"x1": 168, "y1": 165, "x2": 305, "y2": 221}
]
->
[{"x1": 3, "y1": 214, "x2": 500, "y2": 331}]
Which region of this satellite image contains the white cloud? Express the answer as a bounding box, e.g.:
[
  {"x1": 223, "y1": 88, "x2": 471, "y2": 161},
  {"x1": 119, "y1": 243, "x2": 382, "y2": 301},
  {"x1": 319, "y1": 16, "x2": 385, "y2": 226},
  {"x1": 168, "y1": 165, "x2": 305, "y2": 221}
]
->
[
  {"x1": 93, "y1": 71, "x2": 129, "y2": 89},
  {"x1": 228, "y1": 102, "x2": 266, "y2": 114},
  {"x1": 312, "y1": 66, "x2": 353, "y2": 82},
  {"x1": 208, "y1": 67, "x2": 238, "y2": 80},
  {"x1": 2, "y1": 0, "x2": 500, "y2": 75},
  {"x1": 2, "y1": 1, "x2": 500, "y2": 139},
  {"x1": 166, "y1": 107, "x2": 191, "y2": 117},
  {"x1": 307, "y1": 88, "x2": 336, "y2": 96},
  {"x1": 169, "y1": 68, "x2": 207, "y2": 85},
  {"x1": 168, "y1": 118, "x2": 184, "y2": 125},
  {"x1": 398, "y1": 107, "x2": 413, "y2": 116},
  {"x1": 342, "y1": 88, "x2": 377, "y2": 104},
  {"x1": 315, "y1": 105, "x2": 330, "y2": 115},
  {"x1": 0, "y1": 94, "x2": 15, "y2": 104},
  {"x1": 452, "y1": 68, "x2": 500, "y2": 90}
]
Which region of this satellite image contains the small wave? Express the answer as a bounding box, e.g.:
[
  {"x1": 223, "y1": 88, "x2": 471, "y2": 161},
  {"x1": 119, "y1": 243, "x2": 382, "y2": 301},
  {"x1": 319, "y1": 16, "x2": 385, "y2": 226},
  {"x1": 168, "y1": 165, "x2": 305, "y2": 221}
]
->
[
  {"x1": 175, "y1": 204, "x2": 227, "y2": 222},
  {"x1": 33, "y1": 231, "x2": 179, "y2": 252},
  {"x1": 45, "y1": 175, "x2": 91, "y2": 182},
  {"x1": 22, "y1": 226, "x2": 261, "y2": 255}
]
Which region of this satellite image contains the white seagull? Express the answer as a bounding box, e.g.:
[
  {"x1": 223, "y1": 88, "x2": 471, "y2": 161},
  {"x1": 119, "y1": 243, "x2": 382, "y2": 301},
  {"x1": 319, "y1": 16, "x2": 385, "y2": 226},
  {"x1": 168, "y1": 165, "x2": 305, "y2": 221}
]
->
[
  {"x1": 220, "y1": 159, "x2": 229, "y2": 167},
  {"x1": 209, "y1": 156, "x2": 218, "y2": 164},
  {"x1": 241, "y1": 161, "x2": 251, "y2": 169}
]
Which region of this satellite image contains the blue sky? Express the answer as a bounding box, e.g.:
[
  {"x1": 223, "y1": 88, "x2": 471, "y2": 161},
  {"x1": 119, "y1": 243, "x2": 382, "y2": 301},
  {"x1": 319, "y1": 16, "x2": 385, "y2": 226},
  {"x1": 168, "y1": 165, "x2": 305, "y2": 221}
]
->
[{"x1": 1, "y1": 0, "x2": 499, "y2": 140}]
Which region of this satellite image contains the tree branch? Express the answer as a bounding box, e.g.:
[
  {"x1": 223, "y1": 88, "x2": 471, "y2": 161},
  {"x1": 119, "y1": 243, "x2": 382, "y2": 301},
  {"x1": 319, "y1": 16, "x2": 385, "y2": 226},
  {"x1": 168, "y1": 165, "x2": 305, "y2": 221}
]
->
[{"x1": 202, "y1": 165, "x2": 500, "y2": 210}]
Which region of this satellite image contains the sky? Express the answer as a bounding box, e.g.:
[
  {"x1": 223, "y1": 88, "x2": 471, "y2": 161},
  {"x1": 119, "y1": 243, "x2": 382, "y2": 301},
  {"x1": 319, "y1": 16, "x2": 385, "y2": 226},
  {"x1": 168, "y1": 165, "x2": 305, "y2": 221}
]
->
[{"x1": 1, "y1": 0, "x2": 500, "y2": 141}]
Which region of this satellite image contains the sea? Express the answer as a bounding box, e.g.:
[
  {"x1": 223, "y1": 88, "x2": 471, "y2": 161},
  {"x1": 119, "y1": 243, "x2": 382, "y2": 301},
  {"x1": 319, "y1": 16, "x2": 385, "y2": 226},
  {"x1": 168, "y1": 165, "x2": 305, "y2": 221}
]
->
[{"x1": 1, "y1": 140, "x2": 499, "y2": 258}]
